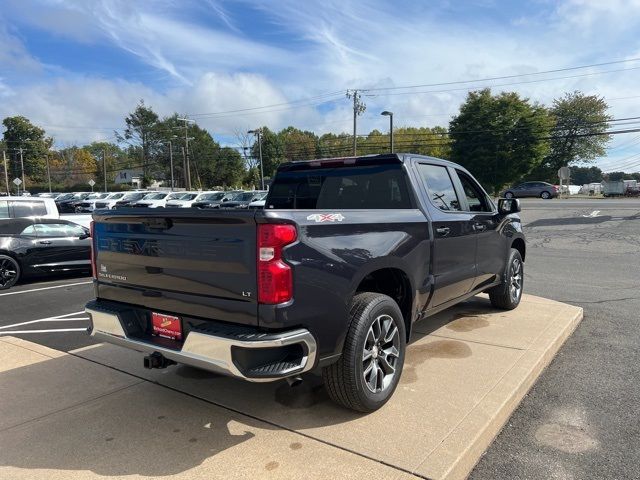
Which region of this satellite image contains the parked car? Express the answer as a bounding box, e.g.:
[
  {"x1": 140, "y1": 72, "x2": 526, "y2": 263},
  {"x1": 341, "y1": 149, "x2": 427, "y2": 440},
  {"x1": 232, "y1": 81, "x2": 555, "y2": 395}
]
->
[
  {"x1": 113, "y1": 191, "x2": 149, "y2": 208},
  {"x1": 76, "y1": 193, "x2": 111, "y2": 212},
  {"x1": 0, "y1": 196, "x2": 91, "y2": 228},
  {"x1": 0, "y1": 218, "x2": 91, "y2": 289},
  {"x1": 191, "y1": 191, "x2": 244, "y2": 209},
  {"x1": 164, "y1": 192, "x2": 203, "y2": 208},
  {"x1": 247, "y1": 199, "x2": 266, "y2": 209},
  {"x1": 94, "y1": 192, "x2": 128, "y2": 210},
  {"x1": 219, "y1": 191, "x2": 268, "y2": 209},
  {"x1": 501, "y1": 181, "x2": 558, "y2": 199},
  {"x1": 87, "y1": 153, "x2": 525, "y2": 412},
  {"x1": 56, "y1": 192, "x2": 92, "y2": 212},
  {"x1": 132, "y1": 192, "x2": 170, "y2": 208}
]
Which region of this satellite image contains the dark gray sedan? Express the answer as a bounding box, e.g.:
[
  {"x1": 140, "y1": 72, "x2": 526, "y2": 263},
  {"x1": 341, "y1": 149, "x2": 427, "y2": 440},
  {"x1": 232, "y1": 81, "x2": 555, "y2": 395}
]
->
[{"x1": 501, "y1": 181, "x2": 558, "y2": 199}]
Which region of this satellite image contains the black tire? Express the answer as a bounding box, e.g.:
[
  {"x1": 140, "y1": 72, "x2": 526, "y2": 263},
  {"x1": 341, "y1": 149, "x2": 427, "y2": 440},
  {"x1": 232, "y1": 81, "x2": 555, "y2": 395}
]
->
[
  {"x1": 322, "y1": 292, "x2": 406, "y2": 412},
  {"x1": 488, "y1": 249, "x2": 523, "y2": 310},
  {"x1": 0, "y1": 255, "x2": 20, "y2": 290},
  {"x1": 540, "y1": 191, "x2": 551, "y2": 199},
  {"x1": 504, "y1": 191, "x2": 514, "y2": 199}
]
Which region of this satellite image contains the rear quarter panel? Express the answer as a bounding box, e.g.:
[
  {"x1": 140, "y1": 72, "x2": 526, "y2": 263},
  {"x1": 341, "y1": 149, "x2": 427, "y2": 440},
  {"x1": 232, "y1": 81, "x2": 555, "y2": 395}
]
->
[{"x1": 259, "y1": 209, "x2": 430, "y2": 359}]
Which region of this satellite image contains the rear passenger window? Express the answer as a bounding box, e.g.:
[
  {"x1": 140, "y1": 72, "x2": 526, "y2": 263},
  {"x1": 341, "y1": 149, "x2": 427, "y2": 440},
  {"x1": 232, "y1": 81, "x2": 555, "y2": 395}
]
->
[
  {"x1": 267, "y1": 163, "x2": 413, "y2": 209},
  {"x1": 417, "y1": 164, "x2": 461, "y2": 212},
  {"x1": 0, "y1": 201, "x2": 8, "y2": 219},
  {"x1": 456, "y1": 171, "x2": 492, "y2": 212},
  {"x1": 10, "y1": 201, "x2": 47, "y2": 217}
]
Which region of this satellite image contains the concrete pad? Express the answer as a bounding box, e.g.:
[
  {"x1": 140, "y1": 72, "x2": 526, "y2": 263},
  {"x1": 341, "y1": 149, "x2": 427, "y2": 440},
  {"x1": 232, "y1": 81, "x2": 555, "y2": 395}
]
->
[
  {"x1": 0, "y1": 337, "x2": 141, "y2": 431},
  {"x1": 73, "y1": 293, "x2": 583, "y2": 479},
  {"x1": 0, "y1": 380, "x2": 407, "y2": 479}
]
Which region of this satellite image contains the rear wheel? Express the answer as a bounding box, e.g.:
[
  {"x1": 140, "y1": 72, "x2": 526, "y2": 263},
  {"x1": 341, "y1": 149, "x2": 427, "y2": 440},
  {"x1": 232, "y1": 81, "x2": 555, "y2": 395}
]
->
[
  {"x1": 488, "y1": 249, "x2": 523, "y2": 310},
  {"x1": 322, "y1": 292, "x2": 406, "y2": 412},
  {"x1": 0, "y1": 255, "x2": 20, "y2": 290},
  {"x1": 540, "y1": 191, "x2": 551, "y2": 199}
]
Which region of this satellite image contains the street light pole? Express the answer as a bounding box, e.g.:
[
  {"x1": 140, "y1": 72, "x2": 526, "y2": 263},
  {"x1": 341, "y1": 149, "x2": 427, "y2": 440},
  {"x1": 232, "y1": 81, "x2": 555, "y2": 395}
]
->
[
  {"x1": 168, "y1": 141, "x2": 174, "y2": 191},
  {"x1": 248, "y1": 129, "x2": 264, "y2": 190},
  {"x1": 102, "y1": 149, "x2": 107, "y2": 192},
  {"x1": 45, "y1": 153, "x2": 52, "y2": 193},
  {"x1": 177, "y1": 117, "x2": 195, "y2": 190},
  {"x1": 19, "y1": 147, "x2": 26, "y2": 193},
  {"x1": 381, "y1": 111, "x2": 394, "y2": 153},
  {"x1": 2, "y1": 151, "x2": 9, "y2": 195}
]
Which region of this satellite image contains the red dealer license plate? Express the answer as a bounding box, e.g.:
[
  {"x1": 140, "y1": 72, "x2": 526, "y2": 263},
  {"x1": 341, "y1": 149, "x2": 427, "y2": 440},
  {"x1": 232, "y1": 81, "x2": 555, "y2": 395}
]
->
[{"x1": 151, "y1": 312, "x2": 182, "y2": 341}]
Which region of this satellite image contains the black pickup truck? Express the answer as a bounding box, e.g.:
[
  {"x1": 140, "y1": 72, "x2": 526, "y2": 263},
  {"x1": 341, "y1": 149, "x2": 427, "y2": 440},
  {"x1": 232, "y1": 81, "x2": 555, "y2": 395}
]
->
[{"x1": 86, "y1": 154, "x2": 525, "y2": 412}]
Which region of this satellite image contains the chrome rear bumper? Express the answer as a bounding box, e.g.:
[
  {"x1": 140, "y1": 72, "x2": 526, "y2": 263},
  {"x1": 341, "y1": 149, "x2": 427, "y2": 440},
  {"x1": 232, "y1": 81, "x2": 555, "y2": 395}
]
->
[{"x1": 86, "y1": 304, "x2": 317, "y2": 382}]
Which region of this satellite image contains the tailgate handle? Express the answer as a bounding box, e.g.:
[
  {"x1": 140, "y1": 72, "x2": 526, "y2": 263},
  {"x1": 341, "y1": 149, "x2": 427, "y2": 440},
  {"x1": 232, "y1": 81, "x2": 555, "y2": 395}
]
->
[{"x1": 142, "y1": 218, "x2": 172, "y2": 230}]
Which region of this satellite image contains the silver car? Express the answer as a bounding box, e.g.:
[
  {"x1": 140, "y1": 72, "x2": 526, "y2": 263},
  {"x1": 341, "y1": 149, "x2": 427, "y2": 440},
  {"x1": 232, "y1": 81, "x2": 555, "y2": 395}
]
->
[{"x1": 501, "y1": 181, "x2": 558, "y2": 199}]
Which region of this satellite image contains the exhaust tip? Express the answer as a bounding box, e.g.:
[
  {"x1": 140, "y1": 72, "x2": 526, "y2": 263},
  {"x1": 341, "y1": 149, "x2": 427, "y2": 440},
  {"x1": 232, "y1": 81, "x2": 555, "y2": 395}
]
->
[{"x1": 286, "y1": 375, "x2": 303, "y2": 387}]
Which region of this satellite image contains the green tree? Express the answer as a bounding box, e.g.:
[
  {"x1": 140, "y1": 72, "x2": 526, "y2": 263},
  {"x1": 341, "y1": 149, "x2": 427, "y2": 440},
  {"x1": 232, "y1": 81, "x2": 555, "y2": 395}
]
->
[
  {"x1": 2, "y1": 116, "x2": 53, "y2": 186},
  {"x1": 278, "y1": 127, "x2": 318, "y2": 162},
  {"x1": 449, "y1": 89, "x2": 554, "y2": 193},
  {"x1": 207, "y1": 147, "x2": 245, "y2": 188},
  {"x1": 568, "y1": 165, "x2": 603, "y2": 185},
  {"x1": 532, "y1": 91, "x2": 612, "y2": 180},
  {"x1": 84, "y1": 142, "x2": 131, "y2": 188},
  {"x1": 251, "y1": 127, "x2": 283, "y2": 178},
  {"x1": 116, "y1": 100, "x2": 162, "y2": 183},
  {"x1": 318, "y1": 133, "x2": 351, "y2": 158}
]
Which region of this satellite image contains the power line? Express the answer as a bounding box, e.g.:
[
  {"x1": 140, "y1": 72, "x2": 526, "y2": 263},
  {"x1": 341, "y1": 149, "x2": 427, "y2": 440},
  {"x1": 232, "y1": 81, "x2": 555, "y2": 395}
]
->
[{"x1": 359, "y1": 57, "x2": 640, "y2": 92}]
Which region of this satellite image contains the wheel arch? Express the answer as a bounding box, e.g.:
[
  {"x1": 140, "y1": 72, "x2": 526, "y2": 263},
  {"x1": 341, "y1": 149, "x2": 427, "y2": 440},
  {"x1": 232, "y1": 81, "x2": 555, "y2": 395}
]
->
[
  {"x1": 511, "y1": 237, "x2": 526, "y2": 262},
  {"x1": 352, "y1": 262, "x2": 415, "y2": 342}
]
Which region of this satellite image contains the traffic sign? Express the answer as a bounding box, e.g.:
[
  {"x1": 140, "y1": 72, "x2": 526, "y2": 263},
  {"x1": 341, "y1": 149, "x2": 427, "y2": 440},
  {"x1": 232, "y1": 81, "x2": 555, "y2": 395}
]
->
[
  {"x1": 13, "y1": 178, "x2": 22, "y2": 186},
  {"x1": 558, "y1": 167, "x2": 570, "y2": 180},
  {"x1": 88, "y1": 179, "x2": 96, "y2": 186}
]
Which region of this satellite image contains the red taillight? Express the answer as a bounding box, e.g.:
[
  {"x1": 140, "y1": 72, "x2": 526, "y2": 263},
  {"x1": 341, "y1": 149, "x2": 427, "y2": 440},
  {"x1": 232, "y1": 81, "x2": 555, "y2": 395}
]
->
[
  {"x1": 257, "y1": 223, "x2": 297, "y2": 304},
  {"x1": 90, "y1": 221, "x2": 96, "y2": 279}
]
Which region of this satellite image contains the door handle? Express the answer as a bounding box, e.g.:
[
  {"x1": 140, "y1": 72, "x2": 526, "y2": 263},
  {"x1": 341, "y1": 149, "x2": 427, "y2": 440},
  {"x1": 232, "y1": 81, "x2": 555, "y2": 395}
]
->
[
  {"x1": 38, "y1": 240, "x2": 52, "y2": 245},
  {"x1": 473, "y1": 223, "x2": 487, "y2": 232},
  {"x1": 436, "y1": 227, "x2": 450, "y2": 236}
]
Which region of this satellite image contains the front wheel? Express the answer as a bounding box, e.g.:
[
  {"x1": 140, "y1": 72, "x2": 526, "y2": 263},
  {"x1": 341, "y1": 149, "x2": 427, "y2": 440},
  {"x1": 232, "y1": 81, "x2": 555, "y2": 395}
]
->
[
  {"x1": 488, "y1": 249, "x2": 523, "y2": 310},
  {"x1": 540, "y1": 191, "x2": 551, "y2": 199},
  {"x1": 322, "y1": 292, "x2": 406, "y2": 412},
  {"x1": 0, "y1": 255, "x2": 20, "y2": 290}
]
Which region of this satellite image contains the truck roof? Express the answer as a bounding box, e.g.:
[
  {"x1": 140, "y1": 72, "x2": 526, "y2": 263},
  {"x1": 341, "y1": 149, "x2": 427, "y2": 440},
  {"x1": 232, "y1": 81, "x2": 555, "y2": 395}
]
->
[{"x1": 278, "y1": 153, "x2": 458, "y2": 171}]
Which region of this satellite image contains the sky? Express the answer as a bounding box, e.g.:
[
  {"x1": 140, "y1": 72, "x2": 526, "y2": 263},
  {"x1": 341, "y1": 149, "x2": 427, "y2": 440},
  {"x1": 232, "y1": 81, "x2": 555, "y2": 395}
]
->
[{"x1": 1, "y1": 0, "x2": 640, "y2": 172}]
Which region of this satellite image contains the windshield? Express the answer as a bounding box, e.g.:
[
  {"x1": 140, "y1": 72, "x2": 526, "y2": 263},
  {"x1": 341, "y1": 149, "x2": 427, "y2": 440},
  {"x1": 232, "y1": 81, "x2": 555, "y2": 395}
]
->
[
  {"x1": 199, "y1": 192, "x2": 225, "y2": 201},
  {"x1": 166, "y1": 192, "x2": 186, "y2": 200},
  {"x1": 237, "y1": 192, "x2": 256, "y2": 201},
  {"x1": 143, "y1": 193, "x2": 168, "y2": 200},
  {"x1": 106, "y1": 193, "x2": 125, "y2": 199},
  {"x1": 122, "y1": 192, "x2": 146, "y2": 201},
  {"x1": 180, "y1": 193, "x2": 198, "y2": 200},
  {"x1": 56, "y1": 193, "x2": 74, "y2": 201},
  {"x1": 223, "y1": 192, "x2": 242, "y2": 201}
]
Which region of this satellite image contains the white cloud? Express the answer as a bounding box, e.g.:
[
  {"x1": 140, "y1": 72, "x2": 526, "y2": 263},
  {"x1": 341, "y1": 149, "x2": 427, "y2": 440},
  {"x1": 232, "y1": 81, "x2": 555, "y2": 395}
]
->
[{"x1": 2, "y1": 0, "x2": 640, "y2": 170}]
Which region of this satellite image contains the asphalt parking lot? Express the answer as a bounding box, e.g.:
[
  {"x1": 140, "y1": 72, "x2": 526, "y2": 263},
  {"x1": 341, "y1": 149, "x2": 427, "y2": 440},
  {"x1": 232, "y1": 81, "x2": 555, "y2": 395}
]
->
[{"x1": 1, "y1": 197, "x2": 638, "y2": 479}]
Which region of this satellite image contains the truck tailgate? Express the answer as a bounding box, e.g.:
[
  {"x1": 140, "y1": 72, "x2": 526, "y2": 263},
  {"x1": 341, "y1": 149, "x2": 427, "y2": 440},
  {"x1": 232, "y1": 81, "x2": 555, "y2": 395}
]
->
[{"x1": 93, "y1": 209, "x2": 258, "y2": 326}]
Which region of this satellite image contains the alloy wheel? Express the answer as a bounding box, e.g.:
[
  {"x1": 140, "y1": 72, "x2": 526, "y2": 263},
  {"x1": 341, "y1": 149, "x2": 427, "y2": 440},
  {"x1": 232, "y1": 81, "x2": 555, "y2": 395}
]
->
[
  {"x1": 362, "y1": 314, "x2": 401, "y2": 393},
  {"x1": 509, "y1": 258, "x2": 522, "y2": 301},
  {"x1": 0, "y1": 258, "x2": 18, "y2": 288}
]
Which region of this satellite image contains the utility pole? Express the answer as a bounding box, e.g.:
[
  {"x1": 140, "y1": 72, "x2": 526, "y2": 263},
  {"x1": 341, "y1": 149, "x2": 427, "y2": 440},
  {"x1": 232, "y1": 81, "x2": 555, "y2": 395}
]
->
[
  {"x1": 177, "y1": 117, "x2": 195, "y2": 190},
  {"x1": 181, "y1": 147, "x2": 187, "y2": 188},
  {"x1": 346, "y1": 90, "x2": 366, "y2": 156},
  {"x1": 45, "y1": 153, "x2": 52, "y2": 193},
  {"x1": 2, "y1": 151, "x2": 9, "y2": 195},
  {"x1": 248, "y1": 129, "x2": 265, "y2": 190},
  {"x1": 18, "y1": 147, "x2": 26, "y2": 193},
  {"x1": 102, "y1": 149, "x2": 107, "y2": 192}
]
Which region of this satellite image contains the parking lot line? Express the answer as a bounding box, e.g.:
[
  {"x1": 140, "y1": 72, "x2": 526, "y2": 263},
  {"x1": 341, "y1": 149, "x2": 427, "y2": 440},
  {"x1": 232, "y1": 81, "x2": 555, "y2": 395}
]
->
[
  {"x1": 0, "y1": 328, "x2": 88, "y2": 334},
  {"x1": 0, "y1": 281, "x2": 92, "y2": 297},
  {"x1": 0, "y1": 318, "x2": 89, "y2": 331}
]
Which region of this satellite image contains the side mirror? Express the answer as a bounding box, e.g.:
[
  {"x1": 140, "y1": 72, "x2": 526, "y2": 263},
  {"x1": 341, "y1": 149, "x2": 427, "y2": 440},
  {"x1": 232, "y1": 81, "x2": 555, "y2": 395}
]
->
[
  {"x1": 79, "y1": 229, "x2": 91, "y2": 240},
  {"x1": 498, "y1": 198, "x2": 521, "y2": 215}
]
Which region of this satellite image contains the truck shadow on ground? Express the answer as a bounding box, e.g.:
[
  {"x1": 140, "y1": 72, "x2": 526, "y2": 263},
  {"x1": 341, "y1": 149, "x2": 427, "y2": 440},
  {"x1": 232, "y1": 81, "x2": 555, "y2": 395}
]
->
[{"x1": 0, "y1": 295, "x2": 504, "y2": 477}]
